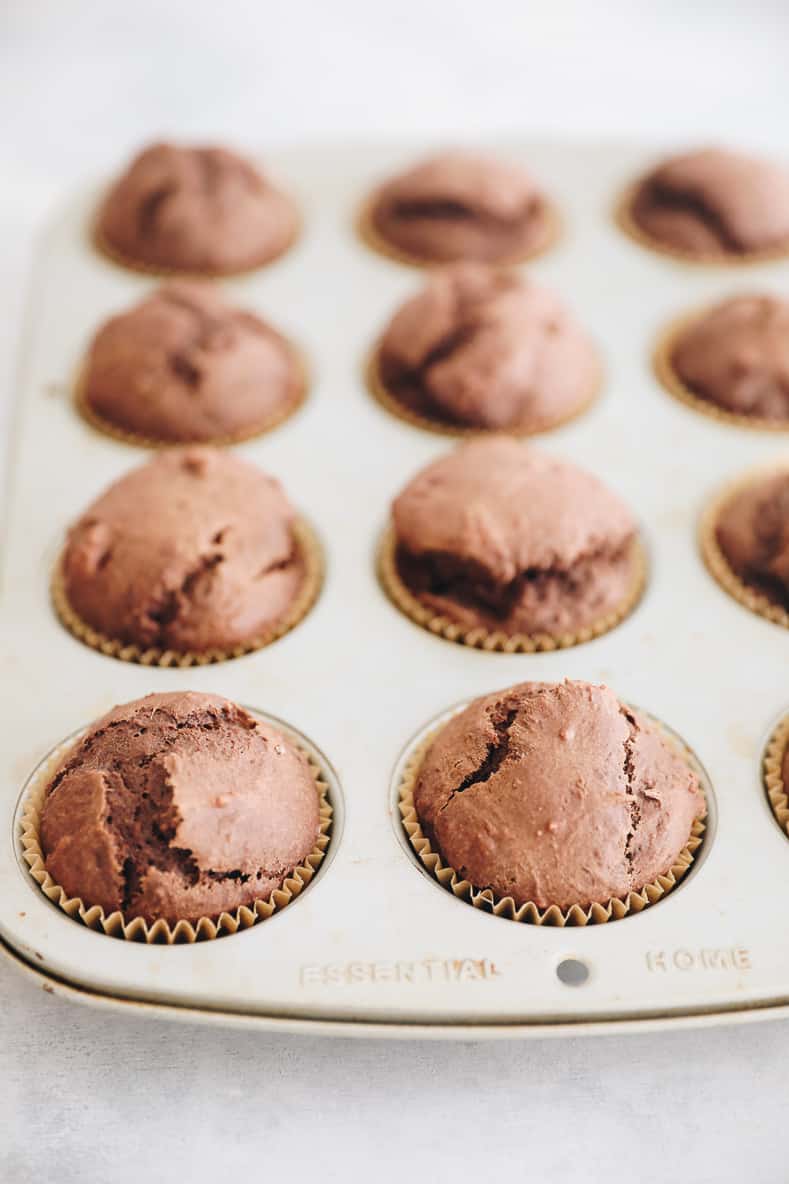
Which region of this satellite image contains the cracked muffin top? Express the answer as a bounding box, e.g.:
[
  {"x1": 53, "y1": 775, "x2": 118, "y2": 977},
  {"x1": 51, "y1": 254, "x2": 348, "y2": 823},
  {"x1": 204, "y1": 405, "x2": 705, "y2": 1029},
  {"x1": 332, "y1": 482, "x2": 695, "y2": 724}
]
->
[
  {"x1": 391, "y1": 438, "x2": 637, "y2": 635},
  {"x1": 39, "y1": 691, "x2": 320, "y2": 924},
  {"x1": 61, "y1": 447, "x2": 305, "y2": 654},
  {"x1": 376, "y1": 264, "x2": 597, "y2": 431},
  {"x1": 669, "y1": 294, "x2": 789, "y2": 422},
  {"x1": 715, "y1": 470, "x2": 789, "y2": 608},
  {"x1": 414, "y1": 680, "x2": 704, "y2": 910},
  {"x1": 367, "y1": 150, "x2": 553, "y2": 265},
  {"x1": 629, "y1": 147, "x2": 789, "y2": 259},
  {"x1": 81, "y1": 282, "x2": 303, "y2": 443},
  {"x1": 96, "y1": 142, "x2": 298, "y2": 275}
]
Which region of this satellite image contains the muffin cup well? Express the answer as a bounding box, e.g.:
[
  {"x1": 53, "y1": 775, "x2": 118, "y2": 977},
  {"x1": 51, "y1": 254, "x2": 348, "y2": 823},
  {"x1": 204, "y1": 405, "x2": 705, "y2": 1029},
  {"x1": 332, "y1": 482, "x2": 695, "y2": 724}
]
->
[
  {"x1": 52, "y1": 518, "x2": 323, "y2": 667},
  {"x1": 378, "y1": 528, "x2": 646, "y2": 653},
  {"x1": 355, "y1": 194, "x2": 562, "y2": 269},
  {"x1": 614, "y1": 180, "x2": 789, "y2": 266},
  {"x1": 91, "y1": 203, "x2": 301, "y2": 279},
  {"x1": 19, "y1": 720, "x2": 333, "y2": 944},
  {"x1": 699, "y1": 466, "x2": 789, "y2": 630},
  {"x1": 75, "y1": 347, "x2": 309, "y2": 448},
  {"x1": 398, "y1": 725, "x2": 706, "y2": 926},
  {"x1": 763, "y1": 716, "x2": 789, "y2": 838},
  {"x1": 365, "y1": 347, "x2": 600, "y2": 439},
  {"x1": 653, "y1": 306, "x2": 789, "y2": 432}
]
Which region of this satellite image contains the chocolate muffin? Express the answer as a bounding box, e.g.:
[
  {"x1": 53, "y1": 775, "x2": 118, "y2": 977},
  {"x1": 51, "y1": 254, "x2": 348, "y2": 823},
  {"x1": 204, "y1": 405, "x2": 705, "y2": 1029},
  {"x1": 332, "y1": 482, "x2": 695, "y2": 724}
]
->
[
  {"x1": 365, "y1": 151, "x2": 555, "y2": 265},
  {"x1": 714, "y1": 470, "x2": 789, "y2": 610},
  {"x1": 39, "y1": 692, "x2": 321, "y2": 924},
  {"x1": 627, "y1": 147, "x2": 789, "y2": 260},
  {"x1": 667, "y1": 295, "x2": 789, "y2": 423},
  {"x1": 80, "y1": 282, "x2": 304, "y2": 444},
  {"x1": 412, "y1": 680, "x2": 705, "y2": 910},
  {"x1": 374, "y1": 264, "x2": 598, "y2": 432},
  {"x1": 59, "y1": 447, "x2": 313, "y2": 656},
  {"x1": 96, "y1": 142, "x2": 298, "y2": 275},
  {"x1": 389, "y1": 438, "x2": 639, "y2": 639}
]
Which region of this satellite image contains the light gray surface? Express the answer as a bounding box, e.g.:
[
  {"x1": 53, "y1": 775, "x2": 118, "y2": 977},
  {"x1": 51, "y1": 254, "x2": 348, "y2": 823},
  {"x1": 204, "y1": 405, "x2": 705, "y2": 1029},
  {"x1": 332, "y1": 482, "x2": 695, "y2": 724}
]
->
[
  {"x1": 2, "y1": 3, "x2": 788, "y2": 1180},
  {"x1": 0, "y1": 961, "x2": 782, "y2": 1183}
]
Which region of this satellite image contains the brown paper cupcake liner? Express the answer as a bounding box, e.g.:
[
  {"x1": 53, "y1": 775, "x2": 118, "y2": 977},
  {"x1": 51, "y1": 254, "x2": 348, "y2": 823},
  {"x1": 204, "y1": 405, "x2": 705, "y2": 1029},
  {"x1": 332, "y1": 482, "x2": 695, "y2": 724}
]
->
[
  {"x1": 615, "y1": 181, "x2": 789, "y2": 266},
  {"x1": 355, "y1": 195, "x2": 562, "y2": 269},
  {"x1": 92, "y1": 208, "x2": 301, "y2": 279},
  {"x1": 52, "y1": 517, "x2": 323, "y2": 667},
  {"x1": 365, "y1": 347, "x2": 600, "y2": 439},
  {"x1": 398, "y1": 724, "x2": 705, "y2": 926},
  {"x1": 19, "y1": 721, "x2": 333, "y2": 943},
  {"x1": 378, "y1": 528, "x2": 646, "y2": 652},
  {"x1": 653, "y1": 307, "x2": 789, "y2": 432},
  {"x1": 699, "y1": 466, "x2": 789, "y2": 629},
  {"x1": 74, "y1": 348, "x2": 309, "y2": 449},
  {"x1": 763, "y1": 716, "x2": 789, "y2": 837}
]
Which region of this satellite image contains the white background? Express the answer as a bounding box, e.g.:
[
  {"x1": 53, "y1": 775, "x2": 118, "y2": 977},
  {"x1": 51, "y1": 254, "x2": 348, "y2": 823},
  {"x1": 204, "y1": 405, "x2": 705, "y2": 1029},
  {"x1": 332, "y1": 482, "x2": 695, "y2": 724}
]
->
[{"x1": 1, "y1": 2, "x2": 788, "y2": 1180}]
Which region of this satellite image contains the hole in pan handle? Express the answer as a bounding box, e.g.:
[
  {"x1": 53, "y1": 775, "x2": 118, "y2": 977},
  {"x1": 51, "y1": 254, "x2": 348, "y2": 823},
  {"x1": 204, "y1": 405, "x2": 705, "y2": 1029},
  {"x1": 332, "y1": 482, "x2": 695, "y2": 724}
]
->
[{"x1": 556, "y1": 958, "x2": 590, "y2": 988}]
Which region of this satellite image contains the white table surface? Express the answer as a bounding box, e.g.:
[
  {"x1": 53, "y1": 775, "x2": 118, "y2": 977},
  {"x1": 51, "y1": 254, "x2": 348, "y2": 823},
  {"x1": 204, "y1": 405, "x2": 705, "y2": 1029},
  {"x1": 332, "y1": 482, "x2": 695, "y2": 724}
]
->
[{"x1": 2, "y1": 2, "x2": 788, "y2": 1179}]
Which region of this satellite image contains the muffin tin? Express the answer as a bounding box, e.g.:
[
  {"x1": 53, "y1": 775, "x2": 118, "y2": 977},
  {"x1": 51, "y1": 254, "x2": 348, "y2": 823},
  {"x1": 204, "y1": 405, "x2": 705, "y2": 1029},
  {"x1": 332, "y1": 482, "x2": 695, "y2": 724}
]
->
[{"x1": 2, "y1": 140, "x2": 789, "y2": 1038}]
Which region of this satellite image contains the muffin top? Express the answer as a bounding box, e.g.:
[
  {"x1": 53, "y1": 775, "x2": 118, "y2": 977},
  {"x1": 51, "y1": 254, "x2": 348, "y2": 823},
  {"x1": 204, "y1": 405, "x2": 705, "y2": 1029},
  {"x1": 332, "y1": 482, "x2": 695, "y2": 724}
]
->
[
  {"x1": 715, "y1": 470, "x2": 789, "y2": 607},
  {"x1": 630, "y1": 147, "x2": 789, "y2": 258},
  {"x1": 393, "y1": 438, "x2": 634, "y2": 586},
  {"x1": 670, "y1": 295, "x2": 789, "y2": 421},
  {"x1": 377, "y1": 264, "x2": 597, "y2": 431},
  {"x1": 61, "y1": 447, "x2": 305, "y2": 653},
  {"x1": 390, "y1": 439, "x2": 637, "y2": 636},
  {"x1": 96, "y1": 142, "x2": 297, "y2": 274},
  {"x1": 82, "y1": 282, "x2": 302, "y2": 443},
  {"x1": 368, "y1": 150, "x2": 552, "y2": 264},
  {"x1": 414, "y1": 680, "x2": 704, "y2": 910},
  {"x1": 40, "y1": 691, "x2": 320, "y2": 924}
]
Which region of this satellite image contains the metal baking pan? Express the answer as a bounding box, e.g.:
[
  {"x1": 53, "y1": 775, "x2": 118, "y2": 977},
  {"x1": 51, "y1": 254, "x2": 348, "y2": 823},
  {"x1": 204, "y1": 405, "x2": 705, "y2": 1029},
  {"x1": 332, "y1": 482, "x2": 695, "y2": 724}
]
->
[{"x1": 2, "y1": 140, "x2": 789, "y2": 1036}]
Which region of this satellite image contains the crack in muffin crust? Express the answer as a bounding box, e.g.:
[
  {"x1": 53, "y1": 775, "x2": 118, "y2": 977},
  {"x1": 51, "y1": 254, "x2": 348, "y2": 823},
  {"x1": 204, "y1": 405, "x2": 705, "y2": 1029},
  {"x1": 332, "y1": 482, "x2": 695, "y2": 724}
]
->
[
  {"x1": 60, "y1": 447, "x2": 309, "y2": 656},
  {"x1": 390, "y1": 439, "x2": 638, "y2": 639},
  {"x1": 365, "y1": 151, "x2": 555, "y2": 265},
  {"x1": 80, "y1": 282, "x2": 304, "y2": 445},
  {"x1": 714, "y1": 470, "x2": 789, "y2": 612},
  {"x1": 624, "y1": 147, "x2": 789, "y2": 260},
  {"x1": 411, "y1": 681, "x2": 705, "y2": 912},
  {"x1": 640, "y1": 183, "x2": 739, "y2": 252},
  {"x1": 619, "y1": 705, "x2": 642, "y2": 882},
  {"x1": 376, "y1": 264, "x2": 597, "y2": 432},
  {"x1": 439, "y1": 701, "x2": 519, "y2": 814},
  {"x1": 39, "y1": 693, "x2": 321, "y2": 925},
  {"x1": 96, "y1": 141, "x2": 299, "y2": 275}
]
